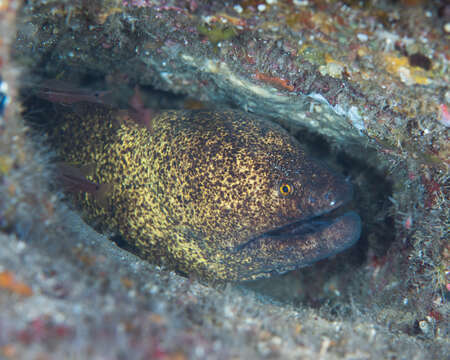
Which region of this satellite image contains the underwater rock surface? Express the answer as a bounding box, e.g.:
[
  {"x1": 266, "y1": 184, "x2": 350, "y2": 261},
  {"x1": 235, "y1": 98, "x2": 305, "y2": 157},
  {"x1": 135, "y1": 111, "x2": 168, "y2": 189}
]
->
[{"x1": 1, "y1": 0, "x2": 449, "y2": 358}]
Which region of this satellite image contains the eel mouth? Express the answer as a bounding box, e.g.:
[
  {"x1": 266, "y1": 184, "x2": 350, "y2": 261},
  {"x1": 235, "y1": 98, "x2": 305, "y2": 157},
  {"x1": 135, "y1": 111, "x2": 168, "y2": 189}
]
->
[
  {"x1": 234, "y1": 208, "x2": 362, "y2": 264},
  {"x1": 261, "y1": 213, "x2": 339, "y2": 241}
]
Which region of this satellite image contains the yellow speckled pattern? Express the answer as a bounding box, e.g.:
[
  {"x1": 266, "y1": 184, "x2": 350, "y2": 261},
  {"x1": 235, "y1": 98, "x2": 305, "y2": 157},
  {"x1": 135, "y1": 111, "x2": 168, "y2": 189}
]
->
[{"x1": 48, "y1": 105, "x2": 360, "y2": 282}]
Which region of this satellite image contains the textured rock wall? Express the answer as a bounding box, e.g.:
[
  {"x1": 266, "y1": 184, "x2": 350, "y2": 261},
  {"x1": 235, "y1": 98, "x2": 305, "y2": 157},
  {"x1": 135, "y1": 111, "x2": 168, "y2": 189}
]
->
[{"x1": 0, "y1": 0, "x2": 448, "y2": 358}]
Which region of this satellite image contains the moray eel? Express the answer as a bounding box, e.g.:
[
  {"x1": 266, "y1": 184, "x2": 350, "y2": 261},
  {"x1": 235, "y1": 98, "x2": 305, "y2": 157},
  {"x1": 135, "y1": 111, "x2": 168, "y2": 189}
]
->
[{"x1": 48, "y1": 104, "x2": 361, "y2": 282}]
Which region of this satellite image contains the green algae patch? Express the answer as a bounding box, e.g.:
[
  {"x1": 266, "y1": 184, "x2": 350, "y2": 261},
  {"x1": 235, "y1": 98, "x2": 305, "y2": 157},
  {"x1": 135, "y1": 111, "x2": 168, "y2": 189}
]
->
[
  {"x1": 197, "y1": 23, "x2": 238, "y2": 45},
  {"x1": 297, "y1": 44, "x2": 326, "y2": 66},
  {"x1": 0, "y1": 156, "x2": 13, "y2": 175}
]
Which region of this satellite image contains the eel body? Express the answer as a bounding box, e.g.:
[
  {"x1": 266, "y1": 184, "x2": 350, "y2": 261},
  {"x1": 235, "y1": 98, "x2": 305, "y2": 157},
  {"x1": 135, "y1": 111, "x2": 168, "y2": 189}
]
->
[{"x1": 49, "y1": 104, "x2": 361, "y2": 281}]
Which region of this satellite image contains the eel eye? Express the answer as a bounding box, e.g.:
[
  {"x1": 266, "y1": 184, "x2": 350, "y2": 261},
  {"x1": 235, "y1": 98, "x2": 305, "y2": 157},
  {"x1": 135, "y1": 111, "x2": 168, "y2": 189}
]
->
[{"x1": 279, "y1": 183, "x2": 293, "y2": 196}]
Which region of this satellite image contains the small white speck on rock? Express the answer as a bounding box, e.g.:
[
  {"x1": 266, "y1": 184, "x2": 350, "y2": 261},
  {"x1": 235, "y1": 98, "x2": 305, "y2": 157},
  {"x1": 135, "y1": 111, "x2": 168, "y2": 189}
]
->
[{"x1": 357, "y1": 33, "x2": 368, "y2": 42}]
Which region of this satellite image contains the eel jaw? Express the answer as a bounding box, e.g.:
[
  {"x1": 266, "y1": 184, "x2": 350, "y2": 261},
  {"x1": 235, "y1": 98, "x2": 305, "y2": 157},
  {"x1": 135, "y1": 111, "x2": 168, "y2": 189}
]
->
[{"x1": 229, "y1": 211, "x2": 362, "y2": 281}]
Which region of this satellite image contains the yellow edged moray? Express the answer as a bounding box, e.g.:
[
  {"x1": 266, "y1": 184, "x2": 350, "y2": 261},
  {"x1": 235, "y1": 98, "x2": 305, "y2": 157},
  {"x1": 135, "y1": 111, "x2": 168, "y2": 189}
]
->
[{"x1": 48, "y1": 104, "x2": 361, "y2": 282}]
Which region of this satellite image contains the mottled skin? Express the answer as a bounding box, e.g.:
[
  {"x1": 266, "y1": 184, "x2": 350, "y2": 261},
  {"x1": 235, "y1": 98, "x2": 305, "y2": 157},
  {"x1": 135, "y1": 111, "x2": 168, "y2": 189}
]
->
[{"x1": 49, "y1": 104, "x2": 361, "y2": 282}]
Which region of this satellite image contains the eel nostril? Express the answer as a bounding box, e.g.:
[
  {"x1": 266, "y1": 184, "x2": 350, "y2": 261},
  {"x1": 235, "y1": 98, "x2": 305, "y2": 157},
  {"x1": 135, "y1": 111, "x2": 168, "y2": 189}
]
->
[{"x1": 324, "y1": 190, "x2": 336, "y2": 205}]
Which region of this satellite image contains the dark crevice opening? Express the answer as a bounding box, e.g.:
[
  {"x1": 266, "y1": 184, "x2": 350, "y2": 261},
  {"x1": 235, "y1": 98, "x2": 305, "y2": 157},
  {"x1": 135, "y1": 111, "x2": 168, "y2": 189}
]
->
[{"x1": 21, "y1": 74, "x2": 395, "y2": 311}]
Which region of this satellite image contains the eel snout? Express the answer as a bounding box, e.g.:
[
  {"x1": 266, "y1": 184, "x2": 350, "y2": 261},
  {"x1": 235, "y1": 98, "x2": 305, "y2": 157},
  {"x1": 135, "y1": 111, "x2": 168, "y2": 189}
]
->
[
  {"x1": 298, "y1": 160, "x2": 355, "y2": 219},
  {"x1": 233, "y1": 211, "x2": 361, "y2": 279},
  {"x1": 263, "y1": 211, "x2": 362, "y2": 263}
]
